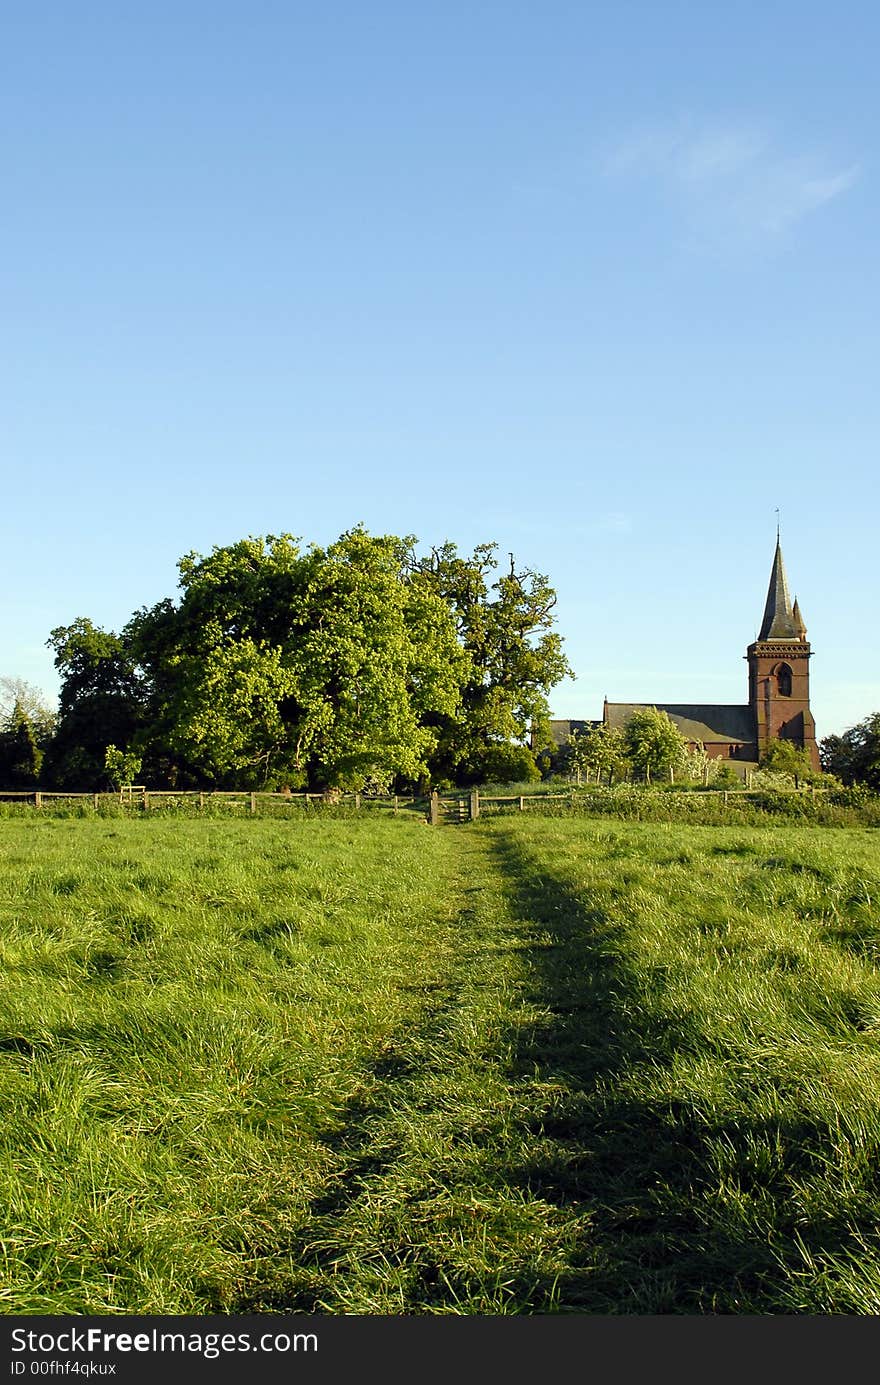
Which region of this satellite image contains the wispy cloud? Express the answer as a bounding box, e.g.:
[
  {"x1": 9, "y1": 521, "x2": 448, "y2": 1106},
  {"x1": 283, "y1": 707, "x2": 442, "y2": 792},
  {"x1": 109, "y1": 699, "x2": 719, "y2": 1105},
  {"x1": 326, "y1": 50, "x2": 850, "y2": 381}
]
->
[{"x1": 600, "y1": 118, "x2": 860, "y2": 245}]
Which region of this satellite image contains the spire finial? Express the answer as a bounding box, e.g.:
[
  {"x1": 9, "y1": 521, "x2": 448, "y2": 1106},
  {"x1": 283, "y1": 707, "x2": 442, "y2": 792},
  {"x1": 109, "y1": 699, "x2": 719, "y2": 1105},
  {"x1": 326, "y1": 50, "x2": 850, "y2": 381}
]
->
[{"x1": 775, "y1": 507, "x2": 780, "y2": 543}]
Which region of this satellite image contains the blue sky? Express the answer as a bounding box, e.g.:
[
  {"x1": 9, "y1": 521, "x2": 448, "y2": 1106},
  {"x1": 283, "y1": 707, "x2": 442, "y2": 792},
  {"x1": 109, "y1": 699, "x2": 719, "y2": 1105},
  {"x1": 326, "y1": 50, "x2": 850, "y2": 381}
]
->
[{"x1": 2, "y1": 1, "x2": 877, "y2": 738}]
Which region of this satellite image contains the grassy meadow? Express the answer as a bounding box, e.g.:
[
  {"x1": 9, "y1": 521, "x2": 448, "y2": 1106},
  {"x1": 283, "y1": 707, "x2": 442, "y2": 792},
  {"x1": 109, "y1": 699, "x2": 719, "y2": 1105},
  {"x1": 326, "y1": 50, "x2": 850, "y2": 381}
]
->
[{"x1": 1, "y1": 810, "x2": 880, "y2": 1313}]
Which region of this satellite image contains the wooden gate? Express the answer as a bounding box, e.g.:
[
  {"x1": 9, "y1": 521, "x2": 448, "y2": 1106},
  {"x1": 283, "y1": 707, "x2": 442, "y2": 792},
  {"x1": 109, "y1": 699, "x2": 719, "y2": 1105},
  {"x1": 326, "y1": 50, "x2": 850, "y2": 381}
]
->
[{"x1": 428, "y1": 793, "x2": 470, "y2": 825}]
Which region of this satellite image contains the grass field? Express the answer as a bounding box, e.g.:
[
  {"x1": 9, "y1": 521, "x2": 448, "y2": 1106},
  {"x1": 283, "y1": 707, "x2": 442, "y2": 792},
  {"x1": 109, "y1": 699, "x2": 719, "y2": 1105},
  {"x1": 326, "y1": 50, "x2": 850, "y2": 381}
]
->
[{"x1": 1, "y1": 812, "x2": 879, "y2": 1314}]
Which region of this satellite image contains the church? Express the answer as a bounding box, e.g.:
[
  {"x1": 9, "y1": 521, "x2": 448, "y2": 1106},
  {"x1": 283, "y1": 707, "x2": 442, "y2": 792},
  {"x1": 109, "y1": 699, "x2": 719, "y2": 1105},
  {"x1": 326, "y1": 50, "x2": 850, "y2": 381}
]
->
[{"x1": 548, "y1": 537, "x2": 820, "y2": 775}]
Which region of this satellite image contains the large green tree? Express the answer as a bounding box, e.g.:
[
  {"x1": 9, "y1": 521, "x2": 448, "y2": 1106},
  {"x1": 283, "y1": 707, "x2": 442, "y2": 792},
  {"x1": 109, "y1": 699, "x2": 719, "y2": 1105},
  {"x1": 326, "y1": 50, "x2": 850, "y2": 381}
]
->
[
  {"x1": 413, "y1": 543, "x2": 572, "y2": 785},
  {"x1": 128, "y1": 529, "x2": 468, "y2": 789},
  {"x1": 43, "y1": 527, "x2": 571, "y2": 791}
]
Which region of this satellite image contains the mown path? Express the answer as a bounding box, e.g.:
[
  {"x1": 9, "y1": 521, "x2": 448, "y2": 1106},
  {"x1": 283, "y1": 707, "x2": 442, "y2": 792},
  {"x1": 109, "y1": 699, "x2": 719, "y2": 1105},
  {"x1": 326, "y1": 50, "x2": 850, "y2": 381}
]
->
[
  {"x1": 240, "y1": 823, "x2": 564, "y2": 1313},
  {"x1": 247, "y1": 820, "x2": 706, "y2": 1315}
]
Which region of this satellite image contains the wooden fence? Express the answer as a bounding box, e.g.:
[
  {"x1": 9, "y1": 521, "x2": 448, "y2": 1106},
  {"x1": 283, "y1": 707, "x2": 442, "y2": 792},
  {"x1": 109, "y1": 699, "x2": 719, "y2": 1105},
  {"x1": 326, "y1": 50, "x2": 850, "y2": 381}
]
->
[
  {"x1": 0, "y1": 789, "x2": 428, "y2": 814},
  {"x1": 0, "y1": 784, "x2": 830, "y2": 825}
]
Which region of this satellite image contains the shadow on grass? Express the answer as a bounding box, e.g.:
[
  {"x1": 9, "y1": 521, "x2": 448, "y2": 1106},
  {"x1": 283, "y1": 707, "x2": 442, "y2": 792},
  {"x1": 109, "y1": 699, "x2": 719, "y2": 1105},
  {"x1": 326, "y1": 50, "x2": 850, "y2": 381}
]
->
[
  {"x1": 225, "y1": 825, "x2": 878, "y2": 1315},
  {"x1": 482, "y1": 827, "x2": 871, "y2": 1314}
]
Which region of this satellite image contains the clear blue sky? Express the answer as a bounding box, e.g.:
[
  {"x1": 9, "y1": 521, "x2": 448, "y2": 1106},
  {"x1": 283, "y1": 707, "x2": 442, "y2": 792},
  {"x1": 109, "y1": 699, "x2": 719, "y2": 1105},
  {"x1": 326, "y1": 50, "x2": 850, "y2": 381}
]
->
[{"x1": 3, "y1": 1, "x2": 877, "y2": 738}]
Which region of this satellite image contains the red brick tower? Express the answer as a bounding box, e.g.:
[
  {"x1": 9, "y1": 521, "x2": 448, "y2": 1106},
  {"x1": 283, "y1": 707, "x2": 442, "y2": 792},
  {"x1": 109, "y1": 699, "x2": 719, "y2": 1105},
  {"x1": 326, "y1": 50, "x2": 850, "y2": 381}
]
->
[{"x1": 747, "y1": 538, "x2": 819, "y2": 770}]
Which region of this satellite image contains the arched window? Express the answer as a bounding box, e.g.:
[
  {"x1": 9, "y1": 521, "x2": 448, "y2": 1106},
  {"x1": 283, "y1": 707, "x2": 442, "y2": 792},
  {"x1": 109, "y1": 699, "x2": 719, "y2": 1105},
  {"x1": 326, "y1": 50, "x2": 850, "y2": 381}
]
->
[{"x1": 775, "y1": 663, "x2": 793, "y2": 697}]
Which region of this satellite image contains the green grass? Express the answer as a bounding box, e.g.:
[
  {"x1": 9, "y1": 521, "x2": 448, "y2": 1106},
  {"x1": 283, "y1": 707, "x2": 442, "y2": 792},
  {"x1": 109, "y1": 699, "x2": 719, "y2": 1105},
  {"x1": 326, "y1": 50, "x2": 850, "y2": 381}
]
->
[{"x1": 1, "y1": 813, "x2": 879, "y2": 1313}]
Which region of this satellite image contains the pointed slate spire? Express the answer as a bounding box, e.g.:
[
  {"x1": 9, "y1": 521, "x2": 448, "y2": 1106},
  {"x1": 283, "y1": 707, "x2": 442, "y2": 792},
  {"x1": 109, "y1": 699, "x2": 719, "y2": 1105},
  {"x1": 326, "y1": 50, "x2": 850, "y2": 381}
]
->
[
  {"x1": 758, "y1": 538, "x2": 799, "y2": 640},
  {"x1": 792, "y1": 597, "x2": 807, "y2": 640}
]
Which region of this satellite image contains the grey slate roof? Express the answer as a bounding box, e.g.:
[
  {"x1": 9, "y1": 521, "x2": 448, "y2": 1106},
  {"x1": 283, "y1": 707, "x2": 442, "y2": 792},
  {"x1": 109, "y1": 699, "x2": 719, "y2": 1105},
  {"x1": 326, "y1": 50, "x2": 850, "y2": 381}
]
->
[
  {"x1": 604, "y1": 703, "x2": 755, "y2": 745},
  {"x1": 546, "y1": 719, "x2": 601, "y2": 747},
  {"x1": 758, "y1": 540, "x2": 800, "y2": 640}
]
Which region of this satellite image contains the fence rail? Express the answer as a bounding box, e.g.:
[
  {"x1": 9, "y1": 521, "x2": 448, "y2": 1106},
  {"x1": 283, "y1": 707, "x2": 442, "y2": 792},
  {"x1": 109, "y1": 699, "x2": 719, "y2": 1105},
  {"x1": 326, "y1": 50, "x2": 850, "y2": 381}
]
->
[{"x1": 0, "y1": 789, "x2": 428, "y2": 814}]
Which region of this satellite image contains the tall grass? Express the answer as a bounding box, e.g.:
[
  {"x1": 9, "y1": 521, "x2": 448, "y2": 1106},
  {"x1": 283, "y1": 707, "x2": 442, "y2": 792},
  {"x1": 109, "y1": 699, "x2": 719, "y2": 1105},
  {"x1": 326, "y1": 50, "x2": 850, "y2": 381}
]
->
[
  {"x1": 0, "y1": 816, "x2": 458, "y2": 1312},
  {"x1": 471, "y1": 817, "x2": 880, "y2": 1312},
  {"x1": 1, "y1": 813, "x2": 879, "y2": 1312}
]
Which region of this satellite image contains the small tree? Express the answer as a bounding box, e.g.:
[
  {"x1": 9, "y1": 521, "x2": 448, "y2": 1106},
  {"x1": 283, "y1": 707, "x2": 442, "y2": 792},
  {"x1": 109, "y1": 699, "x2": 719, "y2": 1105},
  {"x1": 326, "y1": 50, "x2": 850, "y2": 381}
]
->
[
  {"x1": 622, "y1": 707, "x2": 687, "y2": 784},
  {"x1": 713, "y1": 764, "x2": 741, "y2": 788},
  {"x1": 759, "y1": 738, "x2": 815, "y2": 787},
  {"x1": 676, "y1": 742, "x2": 724, "y2": 786},
  {"x1": 480, "y1": 741, "x2": 541, "y2": 785},
  {"x1": 565, "y1": 723, "x2": 627, "y2": 784},
  {"x1": 104, "y1": 744, "x2": 143, "y2": 791}
]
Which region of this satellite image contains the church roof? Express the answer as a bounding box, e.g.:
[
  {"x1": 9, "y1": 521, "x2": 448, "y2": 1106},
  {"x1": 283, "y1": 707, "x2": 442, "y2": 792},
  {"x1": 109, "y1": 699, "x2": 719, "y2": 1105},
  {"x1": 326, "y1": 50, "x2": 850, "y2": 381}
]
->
[
  {"x1": 546, "y1": 718, "x2": 600, "y2": 747},
  {"x1": 604, "y1": 703, "x2": 754, "y2": 745},
  {"x1": 758, "y1": 539, "x2": 800, "y2": 640}
]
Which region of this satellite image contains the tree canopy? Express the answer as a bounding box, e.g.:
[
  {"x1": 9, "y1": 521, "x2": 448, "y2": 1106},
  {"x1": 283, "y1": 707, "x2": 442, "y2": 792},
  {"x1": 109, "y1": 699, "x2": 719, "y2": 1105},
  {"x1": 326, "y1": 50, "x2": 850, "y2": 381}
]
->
[
  {"x1": 0, "y1": 677, "x2": 56, "y2": 745},
  {"x1": 622, "y1": 707, "x2": 688, "y2": 783},
  {"x1": 43, "y1": 619, "x2": 143, "y2": 788},
  {"x1": 128, "y1": 529, "x2": 469, "y2": 789},
  {"x1": 759, "y1": 738, "x2": 817, "y2": 784},
  {"x1": 559, "y1": 722, "x2": 627, "y2": 785},
  {"x1": 412, "y1": 542, "x2": 572, "y2": 785},
  {"x1": 0, "y1": 702, "x2": 43, "y2": 787},
  {"x1": 820, "y1": 713, "x2": 880, "y2": 791},
  {"x1": 36, "y1": 527, "x2": 570, "y2": 791}
]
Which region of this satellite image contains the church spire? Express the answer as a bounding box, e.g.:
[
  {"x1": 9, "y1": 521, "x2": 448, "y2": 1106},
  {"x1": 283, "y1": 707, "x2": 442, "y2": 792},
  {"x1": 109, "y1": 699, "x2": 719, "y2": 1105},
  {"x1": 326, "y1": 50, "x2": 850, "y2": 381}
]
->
[
  {"x1": 758, "y1": 537, "x2": 799, "y2": 640},
  {"x1": 747, "y1": 531, "x2": 818, "y2": 771}
]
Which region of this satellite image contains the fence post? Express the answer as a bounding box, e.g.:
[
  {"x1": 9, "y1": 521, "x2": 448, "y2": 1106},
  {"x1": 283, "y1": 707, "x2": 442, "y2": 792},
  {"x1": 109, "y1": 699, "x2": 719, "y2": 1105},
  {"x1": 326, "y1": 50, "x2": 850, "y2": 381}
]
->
[
  {"x1": 199, "y1": 792, "x2": 204, "y2": 810},
  {"x1": 393, "y1": 794, "x2": 398, "y2": 815},
  {"x1": 723, "y1": 791, "x2": 729, "y2": 807},
  {"x1": 429, "y1": 791, "x2": 440, "y2": 826},
  {"x1": 93, "y1": 793, "x2": 99, "y2": 809},
  {"x1": 142, "y1": 790, "x2": 149, "y2": 811},
  {"x1": 519, "y1": 795, "x2": 524, "y2": 812},
  {"x1": 469, "y1": 790, "x2": 480, "y2": 821},
  {"x1": 250, "y1": 792, "x2": 256, "y2": 815},
  {"x1": 354, "y1": 792, "x2": 361, "y2": 810},
  {"x1": 34, "y1": 791, "x2": 42, "y2": 809}
]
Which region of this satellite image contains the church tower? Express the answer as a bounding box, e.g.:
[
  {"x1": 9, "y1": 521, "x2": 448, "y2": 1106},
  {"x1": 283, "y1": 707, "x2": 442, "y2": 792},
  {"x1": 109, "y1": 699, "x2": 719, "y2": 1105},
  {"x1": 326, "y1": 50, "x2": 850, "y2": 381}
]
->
[{"x1": 747, "y1": 538, "x2": 819, "y2": 770}]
